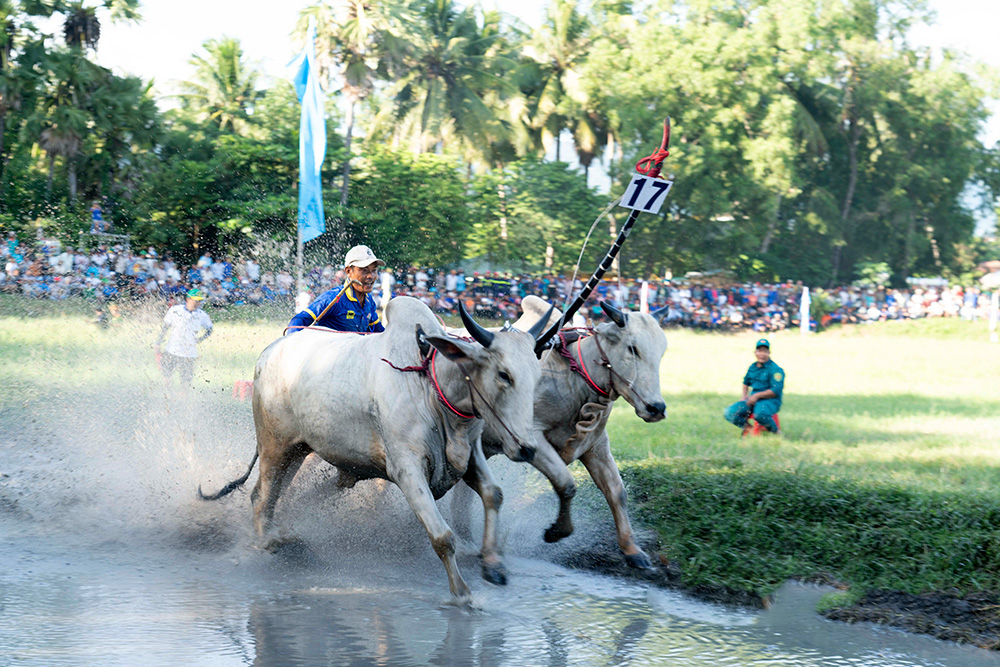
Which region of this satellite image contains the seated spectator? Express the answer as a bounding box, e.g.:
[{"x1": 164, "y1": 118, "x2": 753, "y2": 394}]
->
[{"x1": 723, "y1": 339, "x2": 784, "y2": 434}]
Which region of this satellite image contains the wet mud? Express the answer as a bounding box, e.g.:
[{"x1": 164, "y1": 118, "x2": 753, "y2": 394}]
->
[{"x1": 824, "y1": 590, "x2": 1000, "y2": 651}]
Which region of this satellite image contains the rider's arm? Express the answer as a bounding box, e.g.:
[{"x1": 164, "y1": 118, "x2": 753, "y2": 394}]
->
[{"x1": 288, "y1": 292, "x2": 331, "y2": 330}]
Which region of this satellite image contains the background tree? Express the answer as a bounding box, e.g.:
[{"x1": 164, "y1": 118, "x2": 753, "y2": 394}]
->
[
  {"x1": 25, "y1": 48, "x2": 99, "y2": 200},
  {"x1": 61, "y1": 0, "x2": 140, "y2": 52},
  {"x1": 177, "y1": 37, "x2": 263, "y2": 137},
  {"x1": 372, "y1": 0, "x2": 513, "y2": 164},
  {"x1": 295, "y1": 0, "x2": 409, "y2": 208}
]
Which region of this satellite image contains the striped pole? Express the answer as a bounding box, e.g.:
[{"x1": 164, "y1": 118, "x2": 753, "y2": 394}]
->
[{"x1": 535, "y1": 118, "x2": 671, "y2": 354}]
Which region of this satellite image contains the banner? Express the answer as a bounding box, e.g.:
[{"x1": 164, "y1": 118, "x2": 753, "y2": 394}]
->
[{"x1": 289, "y1": 21, "x2": 326, "y2": 244}]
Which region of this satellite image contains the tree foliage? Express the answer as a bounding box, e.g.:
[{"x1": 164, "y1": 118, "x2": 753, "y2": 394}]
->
[{"x1": 0, "y1": 0, "x2": 995, "y2": 285}]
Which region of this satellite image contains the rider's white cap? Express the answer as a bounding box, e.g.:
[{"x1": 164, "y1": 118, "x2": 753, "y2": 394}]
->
[{"x1": 344, "y1": 245, "x2": 385, "y2": 268}]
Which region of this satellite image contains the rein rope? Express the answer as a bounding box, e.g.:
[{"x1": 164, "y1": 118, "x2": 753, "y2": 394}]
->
[
  {"x1": 555, "y1": 329, "x2": 610, "y2": 397},
  {"x1": 381, "y1": 349, "x2": 476, "y2": 419},
  {"x1": 381, "y1": 345, "x2": 528, "y2": 448},
  {"x1": 592, "y1": 330, "x2": 636, "y2": 395},
  {"x1": 554, "y1": 328, "x2": 635, "y2": 398}
]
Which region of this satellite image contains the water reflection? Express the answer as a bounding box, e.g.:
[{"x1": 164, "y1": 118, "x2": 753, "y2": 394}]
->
[{"x1": 2, "y1": 520, "x2": 998, "y2": 666}]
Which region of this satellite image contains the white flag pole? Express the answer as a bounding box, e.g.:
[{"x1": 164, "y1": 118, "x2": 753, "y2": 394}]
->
[
  {"x1": 990, "y1": 290, "x2": 999, "y2": 343},
  {"x1": 800, "y1": 286, "x2": 811, "y2": 335}
]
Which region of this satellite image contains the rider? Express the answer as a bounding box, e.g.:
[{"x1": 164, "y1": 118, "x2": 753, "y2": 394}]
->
[
  {"x1": 287, "y1": 245, "x2": 386, "y2": 333},
  {"x1": 723, "y1": 338, "x2": 784, "y2": 433}
]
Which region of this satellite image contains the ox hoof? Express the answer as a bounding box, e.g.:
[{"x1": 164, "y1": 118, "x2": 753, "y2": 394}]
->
[
  {"x1": 481, "y1": 562, "x2": 508, "y2": 586},
  {"x1": 445, "y1": 589, "x2": 474, "y2": 608},
  {"x1": 624, "y1": 551, "x2": 653, "y2": 570},
  {"x1": 260, "y1": 536, "x2": 307, "y2": 554},
  {"x1": 544, "y1": 523, "x2": 573, "y2": 543}
]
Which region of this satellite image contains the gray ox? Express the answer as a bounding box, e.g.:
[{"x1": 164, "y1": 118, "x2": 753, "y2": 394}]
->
[
  {"x1": 199, "y1": 297, "x2": 546, "y2": 601},
  {"x1": 483, "y1": 296, "x2": 667, "y2": 568}
]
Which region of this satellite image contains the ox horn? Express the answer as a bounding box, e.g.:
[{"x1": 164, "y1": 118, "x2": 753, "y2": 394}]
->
[
  {"x1": 600, "y1": 300, "x2": 628, "y2": 328},
  {"x1": 459, "y1": 300, "x2": 494, "y2": 348},
  {"x1": 650, "y1": 304, "x2": 670, "y2": 320},
  {"x1": 525, "y1": 305, "x2": 556, "y2": 341}
]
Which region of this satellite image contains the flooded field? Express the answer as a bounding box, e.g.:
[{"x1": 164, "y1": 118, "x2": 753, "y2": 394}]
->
[{"x1": 1, "y1": 315, "x2": 996, "y2": 666}]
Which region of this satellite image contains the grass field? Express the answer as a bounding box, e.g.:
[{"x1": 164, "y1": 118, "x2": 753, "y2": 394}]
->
[
  {"x1": 2, "y1": 296, "x2": 999, "y2": 613},
  {"x1": 607, "y1": 320, "x2": 1000, "y2": 606}
]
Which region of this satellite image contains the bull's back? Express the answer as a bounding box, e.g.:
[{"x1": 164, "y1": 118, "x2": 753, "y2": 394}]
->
[{"x1": 253, "y1": 331, "x2": 383, "y2": 464}]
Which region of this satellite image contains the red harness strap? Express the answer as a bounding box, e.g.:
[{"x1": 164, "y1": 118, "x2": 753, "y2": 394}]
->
[
  {"x1": 555, "y1": 329, "x2": 610, "y2": 397},
  {"x1": 382, "y1": 349, "x2": 476, "y2": 419}
]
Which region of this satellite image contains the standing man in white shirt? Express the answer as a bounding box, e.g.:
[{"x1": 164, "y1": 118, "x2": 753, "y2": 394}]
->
[
  {"x1": 154, "y1": 288, "x2": 213, "y2": 387},
  {"x1": 245, "y1": 257, "x2": 261, "y2": 282}
]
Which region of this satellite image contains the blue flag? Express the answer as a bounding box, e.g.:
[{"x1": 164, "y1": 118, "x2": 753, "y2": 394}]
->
[{"x1": 289, "y1": 22, "x2": 326, "y2": 244}]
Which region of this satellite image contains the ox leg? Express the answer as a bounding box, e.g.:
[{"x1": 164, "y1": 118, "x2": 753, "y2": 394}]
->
[
  {"x1": 448, "y1": 481, "x2": 476, "y2": 542},
  {"x1": 250, "y1": 441, "x2": 311, "y2": 542},
  {"x1": 462, "y1": 441, "x2": 507, "y2": 586},
  {"x1": 531, "y1": 438, "x2": 577, "y2": 543},
  {"x1": 580, "y1": 433, "x2": 652, "y2": 569},
  {"x1": 390, "y1": 462, "x2": 471, "y2": 602}
]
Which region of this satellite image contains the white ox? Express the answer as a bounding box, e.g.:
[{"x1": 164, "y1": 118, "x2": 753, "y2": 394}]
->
[
  {"x1": 199, "y1": 296, "x2": 544, "y2": 601},
  {"x1": 482, "y1": 296, "x2": 667, "y2": 568}
]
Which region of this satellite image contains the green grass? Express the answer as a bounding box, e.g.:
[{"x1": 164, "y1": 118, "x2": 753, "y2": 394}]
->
[
  {"x1": 603, "y1": 323, "x2": 1000, "y2": 599},
  {"x1": 2, "y1": 297, "x2": 999, "y2": 605}
]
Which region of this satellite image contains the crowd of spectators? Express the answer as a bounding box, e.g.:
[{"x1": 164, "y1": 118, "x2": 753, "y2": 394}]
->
[{"x1": 1, "y1": 231, "x2": 996, "y2": 330}]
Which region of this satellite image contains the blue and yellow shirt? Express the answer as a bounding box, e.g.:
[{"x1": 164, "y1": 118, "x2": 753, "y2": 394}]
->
[
  {"x1": 743, "y1": 359, "x2": 784, "y2": 405},
  {"x1": 288, "y1": 285, "x2": 384, "y2": 333}
]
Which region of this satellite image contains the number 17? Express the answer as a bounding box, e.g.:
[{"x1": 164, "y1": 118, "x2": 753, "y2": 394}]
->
[{"x1": 621, "y1": 175, "x2": 672, "y2": 214}]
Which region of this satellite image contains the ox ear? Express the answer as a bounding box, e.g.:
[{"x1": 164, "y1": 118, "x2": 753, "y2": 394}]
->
[
  {"x1": 415, "y1": 324, "x2": 431, "y2": 357},
  {"x1": 424, "y1": 334, "x2": 480, "y2": 366}
]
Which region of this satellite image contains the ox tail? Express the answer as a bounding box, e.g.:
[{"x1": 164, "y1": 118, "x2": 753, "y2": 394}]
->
[{"x1": 197, "y1": 452, "x2": 259, "y2": 501}]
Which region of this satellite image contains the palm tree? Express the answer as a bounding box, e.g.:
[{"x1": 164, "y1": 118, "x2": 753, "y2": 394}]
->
[
  {"x1": 1, "y1": 0, "x2": 49, "y2": 174},
  {"x1": 177, "y1": 37, "x2": 262, "y2": 136},
  {"x1": 61, "y1": 0, "x2": 140, "y2": 51},
  {"x1": 519, "y1": 0, "x2": 594, "y2": 163},
  {"x1": 86, "y1": 72, "x2": 159, "y2": 198},
  {"x1": 373, "y1": 0, "x2": 513, "y2": 162},
  {"x1": 26, "y1": 48, "x2": 98, "y2": 200},
  {"x1": 294, "y1": 0, "x2": 409, "y2": 207}
]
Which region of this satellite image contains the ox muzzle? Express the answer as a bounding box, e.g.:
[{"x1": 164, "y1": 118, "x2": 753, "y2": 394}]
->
[{"x1": 637, "y1": 399, "x2": 667, "y2": 423}]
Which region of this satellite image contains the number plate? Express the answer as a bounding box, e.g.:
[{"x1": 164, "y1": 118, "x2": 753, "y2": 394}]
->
[{"x1": 619, "y1": 174, "x2": 673, "y2": 214}]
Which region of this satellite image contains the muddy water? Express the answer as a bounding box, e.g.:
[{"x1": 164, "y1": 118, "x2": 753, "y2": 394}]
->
[{"x1": 1, "y1": 373, "x2": 996, "y2": 665}]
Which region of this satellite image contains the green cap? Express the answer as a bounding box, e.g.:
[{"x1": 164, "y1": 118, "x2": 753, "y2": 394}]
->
[
  {"x1": 187, "y1": 287, "x2": 206, "y2": 300},
  {"x1": 755, "y1": 338, "x2": 770, "y2": 349}
]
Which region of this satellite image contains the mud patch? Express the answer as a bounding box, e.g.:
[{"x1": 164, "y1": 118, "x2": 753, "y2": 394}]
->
[
  {"x1": 551, "y1": 528, "x2": 769, "y2": 609},
  {"x1": 174, "y1": 518, "x2": 238, "y2": 553},
  {"x1": 824, "y1": 589, "x2": 1000, "y2": 651}
]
